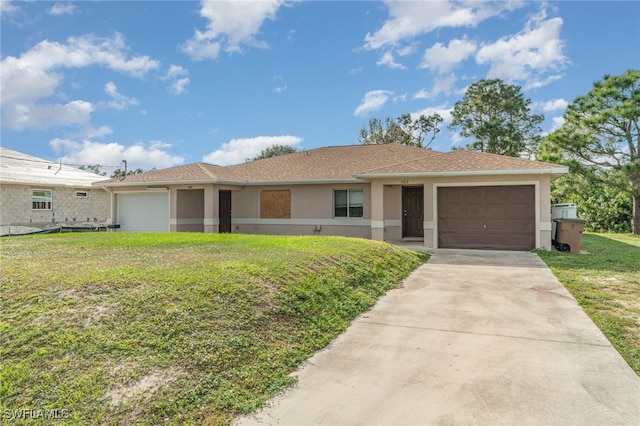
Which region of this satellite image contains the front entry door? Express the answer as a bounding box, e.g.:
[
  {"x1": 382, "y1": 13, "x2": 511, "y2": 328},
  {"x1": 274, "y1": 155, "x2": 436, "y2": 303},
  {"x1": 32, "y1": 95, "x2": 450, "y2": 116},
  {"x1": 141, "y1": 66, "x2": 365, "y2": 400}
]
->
[
  {"x1": 403, "y1": 187, "x2": 424, "y2": 238},
  {"x1": 219, "y1": 190, "x2": 232, "y2": 233}
]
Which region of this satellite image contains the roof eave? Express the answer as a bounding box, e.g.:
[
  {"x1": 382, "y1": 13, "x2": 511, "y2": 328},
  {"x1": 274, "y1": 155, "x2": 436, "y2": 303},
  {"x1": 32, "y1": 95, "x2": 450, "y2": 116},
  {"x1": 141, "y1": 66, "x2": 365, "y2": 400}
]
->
[
  {"x1": 1, "y1": 179, "x2": 107, "y2": 188},
  {"x1": 94, "y1": 178, "x2": 248, "y2": 188}
]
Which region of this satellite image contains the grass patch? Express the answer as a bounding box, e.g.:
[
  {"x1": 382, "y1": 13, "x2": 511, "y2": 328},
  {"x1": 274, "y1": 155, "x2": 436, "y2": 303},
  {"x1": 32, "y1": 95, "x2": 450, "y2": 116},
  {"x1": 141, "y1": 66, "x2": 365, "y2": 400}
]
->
[
  {"x1": 537, "y1": 233, "x2": 640, "y2": 375},
  {"x1": 0, "y1": 233, "x2": 427, "y2": 425}
]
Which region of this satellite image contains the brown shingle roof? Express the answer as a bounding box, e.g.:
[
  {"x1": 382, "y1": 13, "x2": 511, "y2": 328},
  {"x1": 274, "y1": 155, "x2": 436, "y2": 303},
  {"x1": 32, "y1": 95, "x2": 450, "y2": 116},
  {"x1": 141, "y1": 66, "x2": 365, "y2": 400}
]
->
[
  {"x1": 356, "y1": 149, "x2": 566, "y2": 176},
  {"x1": 100, "y1": 162, "x2": 246, "y2": 184},
  {"x1": 98, "y1": 145, "x2": 566, "y2": 187},
  {"x1": 227, "y1": 144, "x2": 441, "y2": 182}
]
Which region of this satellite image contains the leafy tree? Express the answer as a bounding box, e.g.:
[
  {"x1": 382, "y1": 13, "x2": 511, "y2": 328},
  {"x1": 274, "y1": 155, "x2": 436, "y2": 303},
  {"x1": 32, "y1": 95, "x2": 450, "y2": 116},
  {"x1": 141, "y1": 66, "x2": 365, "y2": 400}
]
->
[
  {"x1": 359, "y1": 117, "x2": 408, "y2": 146},
  {"x1": 79, "y1": 164, "x2": 107, "y2": 176},
  {"x1": 359, "y1": 113, "x2": 443, "y2": 148},
  {"x1": 449, "y1": 79, "x2": 544, "y2": 158},
  {"x1": 551, "y1": 171, "x2": 632, "y2": 233},
  {"x1": 249, "y1": 144, "x2": 299, "y2": 161},
  {"x1": 540, "y1": 70, "x2": 640, "y2": 234},
  {"x1": 111, "y1": 167, "x2": 144, "y2": 178}
]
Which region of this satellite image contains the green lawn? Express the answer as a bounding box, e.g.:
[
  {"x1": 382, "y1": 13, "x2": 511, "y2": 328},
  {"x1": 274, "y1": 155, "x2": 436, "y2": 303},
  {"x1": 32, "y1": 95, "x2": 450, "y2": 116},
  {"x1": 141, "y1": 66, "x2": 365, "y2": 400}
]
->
[
  {"x1": 0, "y1": 233, "x2": 427, "y2": 425},
  {"x1": 537, "y1": 233, "x2": 640, "y2": 375}
]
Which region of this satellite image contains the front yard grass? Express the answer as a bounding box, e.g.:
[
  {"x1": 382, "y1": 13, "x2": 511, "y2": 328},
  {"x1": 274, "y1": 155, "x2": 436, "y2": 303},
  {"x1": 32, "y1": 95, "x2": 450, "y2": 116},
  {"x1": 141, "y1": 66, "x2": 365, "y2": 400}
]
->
[
  {"x1": 0, "y1": 233, "x2": 427, "y2": 425},
  {"x1": 537, "y1": 233, "x2": 640, "y2": 375}
]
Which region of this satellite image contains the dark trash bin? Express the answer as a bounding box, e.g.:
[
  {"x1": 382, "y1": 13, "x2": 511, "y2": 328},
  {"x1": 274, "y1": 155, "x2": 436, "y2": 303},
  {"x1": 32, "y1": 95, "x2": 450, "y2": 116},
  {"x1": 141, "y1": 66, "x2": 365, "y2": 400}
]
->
[{"x1": 553, "y1": 218, "x2": 586, "y2": 254}]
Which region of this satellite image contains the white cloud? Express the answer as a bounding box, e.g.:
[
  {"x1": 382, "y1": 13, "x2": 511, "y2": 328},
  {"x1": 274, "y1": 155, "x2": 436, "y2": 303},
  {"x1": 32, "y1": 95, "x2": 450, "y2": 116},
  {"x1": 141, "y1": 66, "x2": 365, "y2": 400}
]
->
[
  {"x1": 354, "y1": 90, "x2": 393, "y2": 116},
  {"x1": 393, "y1": 93, "x2": 407, "y2": 103},
  {"x1": 421, "y1": 38, "x2": 477, "y2": 73},
  {"x1": 102, "y1": 81, "x2": 139, "y2": 111},
  {"x1": 165, "y1": 64, "x2": 189, "y2": 79},
  {"x1": 273, "y1": 84, "x2": 287, "y2": 94},
  {"x1": 272, "y1": 74, "x2": 287, "y2": 94},
  {"x1": 476, "y1": 7, "x2": 567, "y2": 86},
  {"x1": 550, "y1": 116, "x2": 565, "y2": 132},
  {"x1": 48, "y1": 3, "x2": 77, "y2": 16},
  {"x1": 414, "y1": 89, "x2": 430, "y2": 100},
  {"x1": 182, "y1": 0, "x2": 288, "y2": 60},
  {"x1": 396, "y1": 44, "x2": 417, "y2": 57},
  {"x1": 162, "y1": 65, "x2": 190, "y2": 95},
  {"x1": 77, "y1": 125, "x2": 113, "y2": 139},
  {"x1": 535, "y1": 98, "x2": 568, "y2": 112},
  {"x1": 170, "y1": 78, "x2": 191, "y2": 95},
  {"x1": 0, "y1": 33, "x2": 159, "y2": 131},
  {"x1": 50, "y1": 139, "x2": 185, "y2": 170},
  {"x1": 377, "y1": 51, "x2": 405, "y2": 69},
  {"x1": 203, "y1": 135, "x2": 303, "y2": 165},
  {"x1": 4, "y1": 100, "x2": 94, "y2": 131},
  {"x1": 412, "y1": 104, "x2": 453, "y2": 124},
  {"x1": 364, "y1": 1, "x2": 523, "y2": 50},
  {"x1": 523, "y1": 73, "x2": 563, "y2": 91},
  {"x1": 450, "y1": 131, "x2": 468, "y2": 148},
  {"x1": 0, "y1": 0, "x2": 19, "y2": 16}
]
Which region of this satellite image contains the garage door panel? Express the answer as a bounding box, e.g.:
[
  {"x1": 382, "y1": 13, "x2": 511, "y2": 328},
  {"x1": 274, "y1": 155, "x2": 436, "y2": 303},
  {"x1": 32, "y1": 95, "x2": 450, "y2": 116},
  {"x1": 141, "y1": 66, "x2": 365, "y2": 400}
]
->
[
  {"x1": 438, "y1": 186, "x2": 535, "y2": 251},
  {"x1": 504, "y1": 204, "x2": 531, "y2": 217},
  {"x1": 439, "y1": 232, "x2": 486, "y2": 249},
  {"x1": 440, "y1": 217, "x2": 484, "y2": 230},
  {"x1": 118, "y1": 193, "x2": 169, "y2": 232},
  {"x1": 485, "y1": 188, "x2": 507, "y2": 202},
  {"x1": 508, "y1": 186, "x2": 534, "y2": 202}
]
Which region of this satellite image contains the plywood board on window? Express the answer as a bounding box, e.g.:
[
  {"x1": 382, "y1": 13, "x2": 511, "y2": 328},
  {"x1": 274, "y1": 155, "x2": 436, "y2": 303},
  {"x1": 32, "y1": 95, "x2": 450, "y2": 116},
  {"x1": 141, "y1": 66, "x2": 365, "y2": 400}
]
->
[{"x1": 260, "y1": 190, "x2": 291, "y2": 219}]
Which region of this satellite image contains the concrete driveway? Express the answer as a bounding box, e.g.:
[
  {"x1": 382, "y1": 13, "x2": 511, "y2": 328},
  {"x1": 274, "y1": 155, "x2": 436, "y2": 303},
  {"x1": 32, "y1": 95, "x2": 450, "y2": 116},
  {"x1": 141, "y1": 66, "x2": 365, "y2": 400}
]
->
[{"x1": 235, "y1": 249, "x2": 640, "y2": 426}]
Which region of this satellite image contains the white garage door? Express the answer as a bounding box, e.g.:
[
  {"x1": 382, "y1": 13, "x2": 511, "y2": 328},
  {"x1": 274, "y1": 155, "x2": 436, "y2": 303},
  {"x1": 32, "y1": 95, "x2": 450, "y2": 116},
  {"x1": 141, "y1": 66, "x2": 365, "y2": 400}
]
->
[{"x1": 117, "y1": 192, "x2": 169, "y2": 232}]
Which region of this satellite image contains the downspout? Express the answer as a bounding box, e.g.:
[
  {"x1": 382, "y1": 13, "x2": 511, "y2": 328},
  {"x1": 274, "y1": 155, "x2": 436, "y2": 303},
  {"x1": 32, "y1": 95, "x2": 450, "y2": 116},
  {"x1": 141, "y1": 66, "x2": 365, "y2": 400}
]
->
[{"x1": 102, "y1": 185, "x2": 115, "y2": 225}]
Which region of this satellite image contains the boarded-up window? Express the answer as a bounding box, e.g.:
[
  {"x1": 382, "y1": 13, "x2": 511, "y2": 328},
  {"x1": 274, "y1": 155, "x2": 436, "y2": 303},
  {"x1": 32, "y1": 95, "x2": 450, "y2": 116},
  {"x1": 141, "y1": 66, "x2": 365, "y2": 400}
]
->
[{"x1": 260, "y1": 190, "x2": 291, "y2": 218}]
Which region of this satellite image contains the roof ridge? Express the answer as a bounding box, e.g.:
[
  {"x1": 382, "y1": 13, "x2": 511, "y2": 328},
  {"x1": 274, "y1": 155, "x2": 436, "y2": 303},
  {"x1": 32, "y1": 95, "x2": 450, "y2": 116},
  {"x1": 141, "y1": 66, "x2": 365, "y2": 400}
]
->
[
  {"x1": 356, "y1": 148, "x2": 444, "y2": 174},
  {"x1": 196, "y1": 162, "x2": 225, "y2": 179}
]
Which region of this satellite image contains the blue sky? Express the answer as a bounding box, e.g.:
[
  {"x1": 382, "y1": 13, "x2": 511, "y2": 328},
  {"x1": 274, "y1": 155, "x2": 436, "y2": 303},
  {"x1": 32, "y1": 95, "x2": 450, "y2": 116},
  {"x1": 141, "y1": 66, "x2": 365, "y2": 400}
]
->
[{"x1": 2, "y1": 1, "x2": 639, "y2": 173}]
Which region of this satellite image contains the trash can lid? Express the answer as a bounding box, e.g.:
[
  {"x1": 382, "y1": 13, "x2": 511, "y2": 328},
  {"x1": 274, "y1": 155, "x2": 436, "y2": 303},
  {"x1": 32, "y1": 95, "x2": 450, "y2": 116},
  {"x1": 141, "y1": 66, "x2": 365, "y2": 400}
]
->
[{"x1": 553, "y1": 218, "x2": 586, "y2": 223}]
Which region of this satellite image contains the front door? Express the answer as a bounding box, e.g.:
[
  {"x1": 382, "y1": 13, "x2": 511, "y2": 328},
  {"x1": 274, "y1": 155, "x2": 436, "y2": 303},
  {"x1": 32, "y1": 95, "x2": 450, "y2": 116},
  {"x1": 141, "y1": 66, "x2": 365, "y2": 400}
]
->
[
  {"x1": 219, "y1": 190, "x2": 232, "y2": 233},
  {"x1": 403, "y1": 187, "x2": 424, "y2": 238}
]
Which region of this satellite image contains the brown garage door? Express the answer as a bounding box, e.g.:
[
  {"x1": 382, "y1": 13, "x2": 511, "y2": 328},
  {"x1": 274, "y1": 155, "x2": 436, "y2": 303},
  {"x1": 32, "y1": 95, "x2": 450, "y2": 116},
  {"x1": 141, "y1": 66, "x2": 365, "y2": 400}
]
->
[{"x1": 438, "y1": 185, "x2": 535, "y2": 251}]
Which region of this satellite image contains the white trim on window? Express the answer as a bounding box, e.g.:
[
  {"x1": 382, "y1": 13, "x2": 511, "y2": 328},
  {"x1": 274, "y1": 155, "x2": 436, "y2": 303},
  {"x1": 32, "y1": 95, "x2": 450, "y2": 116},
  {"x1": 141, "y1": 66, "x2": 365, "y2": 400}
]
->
[
  {"x1": 334, "y1": 189, "x2": 364, "y2": 218},
  {"x1": 32, "y1": 189, "x2": 52, "y2": 210}
]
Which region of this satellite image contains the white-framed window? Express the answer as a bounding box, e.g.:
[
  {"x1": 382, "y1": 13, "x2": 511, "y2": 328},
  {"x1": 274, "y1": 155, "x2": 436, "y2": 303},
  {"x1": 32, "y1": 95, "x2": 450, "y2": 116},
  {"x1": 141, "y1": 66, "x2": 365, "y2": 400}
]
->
[
  {"x1": 32, "y1": 189, "x2": 52, "y2": 210},
  {"x1": 75, "y1": 191, "x2": 88, "y2": 198},
  {"x1": 334, "y1": 189, "x2": 363, "y2": 218}
]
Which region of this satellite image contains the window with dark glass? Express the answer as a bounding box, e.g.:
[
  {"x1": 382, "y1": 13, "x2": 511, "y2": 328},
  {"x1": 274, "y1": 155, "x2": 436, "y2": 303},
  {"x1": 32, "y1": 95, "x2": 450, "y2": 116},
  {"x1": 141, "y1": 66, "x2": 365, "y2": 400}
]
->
[{"x1": 334, "y1": 189, "x2": 363, "y2": 218}]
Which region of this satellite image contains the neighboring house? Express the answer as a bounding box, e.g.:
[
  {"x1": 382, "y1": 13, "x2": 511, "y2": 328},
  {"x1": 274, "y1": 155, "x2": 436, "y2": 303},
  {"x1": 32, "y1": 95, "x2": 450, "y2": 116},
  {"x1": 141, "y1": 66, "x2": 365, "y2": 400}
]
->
[
  {"x1": 95, "y1": 144, "x2": 568, "y2": 251},
  {"x1": 0, "y1": 147, "x2": 110, "y2": 232}
]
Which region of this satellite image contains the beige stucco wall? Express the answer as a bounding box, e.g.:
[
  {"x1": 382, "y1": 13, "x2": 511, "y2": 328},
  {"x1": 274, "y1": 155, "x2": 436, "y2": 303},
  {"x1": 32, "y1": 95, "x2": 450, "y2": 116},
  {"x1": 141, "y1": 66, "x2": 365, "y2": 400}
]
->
[
  {"x1": 104, "y1": 174, "x2": 554, "y2": 250},
  {"x1": 0, "y1": 183, "x2": 109, "y2": 225},
  {"x1": 175, "y1": 189, "x2": 205, "y2": 232},
  {"x1": 230, "y1": 183, "x2": 371, "y2": 237}
]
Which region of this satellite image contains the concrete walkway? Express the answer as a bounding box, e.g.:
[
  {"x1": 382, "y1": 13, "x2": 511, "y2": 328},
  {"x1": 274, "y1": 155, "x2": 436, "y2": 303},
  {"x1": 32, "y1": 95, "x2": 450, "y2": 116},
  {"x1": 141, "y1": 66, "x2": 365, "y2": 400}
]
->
[{"x1": 235, "y1": 250, "x2": 640, "y2": 426}]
